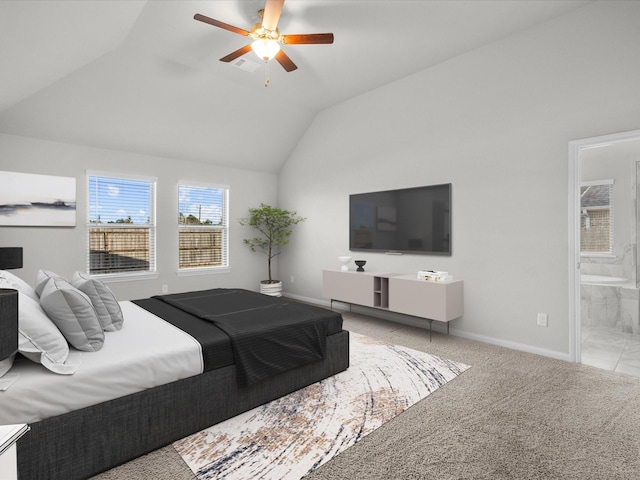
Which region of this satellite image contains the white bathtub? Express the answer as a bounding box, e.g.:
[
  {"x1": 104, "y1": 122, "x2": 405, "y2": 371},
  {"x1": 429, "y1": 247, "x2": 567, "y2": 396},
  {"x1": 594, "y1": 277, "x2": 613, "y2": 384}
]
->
[{"x1": 581, "y1": 274, "x2": 631, "y2": 286}]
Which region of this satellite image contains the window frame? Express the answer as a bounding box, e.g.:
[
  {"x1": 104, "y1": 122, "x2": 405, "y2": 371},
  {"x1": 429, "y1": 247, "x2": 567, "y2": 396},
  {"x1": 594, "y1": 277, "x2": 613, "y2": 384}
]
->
[
  {"x1": 580, "y1": 179, "x2": 614, "y2": 257},
  {"x1": 177, "y1": 181, "x2": 230, "y2": 275},
  {"x1": 86, "y1": 171, "x2": 158, "y2": 281}
]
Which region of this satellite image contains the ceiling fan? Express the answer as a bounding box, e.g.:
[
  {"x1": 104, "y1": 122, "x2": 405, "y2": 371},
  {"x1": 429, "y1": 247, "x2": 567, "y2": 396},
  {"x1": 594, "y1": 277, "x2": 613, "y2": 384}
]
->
[{"x1": 194, "y1": 0, "x2": 334, "y2": 76}]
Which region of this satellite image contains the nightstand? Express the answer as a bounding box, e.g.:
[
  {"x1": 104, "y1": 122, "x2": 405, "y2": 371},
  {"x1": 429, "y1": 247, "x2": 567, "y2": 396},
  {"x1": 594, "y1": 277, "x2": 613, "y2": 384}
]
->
[{"x1": 0, "y1": 424, "x2": 29, "y2": 480}]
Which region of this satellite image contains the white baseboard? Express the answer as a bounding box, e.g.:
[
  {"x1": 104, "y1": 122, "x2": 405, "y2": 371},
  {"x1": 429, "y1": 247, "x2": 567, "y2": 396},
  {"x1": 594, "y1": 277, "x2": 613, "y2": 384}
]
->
[
  {"x1": 449, "y1": 329, "x2": 571, "y2": 362},
  {"x1": 283, "y1": 292, "x2": 328, "y2": 306},
  {"x1": 283, "y1": 293, "x2": 572, "y2": 363}
]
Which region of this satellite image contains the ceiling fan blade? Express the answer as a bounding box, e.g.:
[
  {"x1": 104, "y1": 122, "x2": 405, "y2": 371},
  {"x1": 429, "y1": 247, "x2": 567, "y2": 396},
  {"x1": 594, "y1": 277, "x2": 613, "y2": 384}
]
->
[
  {"x1": 194, "y1": 13, "x2": 250, "y2": 36},
  {"x1": 281, "y1": 33, "x2": 334, "y2": 45},
  {"x1": 220, "y1": 44, "x2": 253, "y2": 63},
  {"x1": 275, "y1": 49, "x2": 297, "y2": 72},
  {"x1": 262, "y1": 0, "x2": 285, "y2": 31}
]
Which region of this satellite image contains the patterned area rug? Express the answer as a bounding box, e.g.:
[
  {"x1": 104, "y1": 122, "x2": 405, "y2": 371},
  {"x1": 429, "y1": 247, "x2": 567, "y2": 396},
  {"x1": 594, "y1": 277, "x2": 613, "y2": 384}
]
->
[{"x1": 173, "y1": 332, "x2": 470, "y2": 480}]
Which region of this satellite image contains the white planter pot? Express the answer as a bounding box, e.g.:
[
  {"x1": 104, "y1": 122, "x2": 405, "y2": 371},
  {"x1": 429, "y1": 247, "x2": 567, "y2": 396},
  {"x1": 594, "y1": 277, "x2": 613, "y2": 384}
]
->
[{"x1": 260, "y1": 281, "x2": 282, "y2": 297}]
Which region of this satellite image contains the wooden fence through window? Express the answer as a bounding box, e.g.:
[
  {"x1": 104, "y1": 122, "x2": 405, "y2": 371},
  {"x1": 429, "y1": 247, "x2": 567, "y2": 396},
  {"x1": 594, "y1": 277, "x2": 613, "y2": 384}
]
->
[
  {"x1": 89, "y1": 228, "x2": 224, "y2": 273},
  {"x1": 179, "y1": 228, "x2": 223, "y2": 268}
]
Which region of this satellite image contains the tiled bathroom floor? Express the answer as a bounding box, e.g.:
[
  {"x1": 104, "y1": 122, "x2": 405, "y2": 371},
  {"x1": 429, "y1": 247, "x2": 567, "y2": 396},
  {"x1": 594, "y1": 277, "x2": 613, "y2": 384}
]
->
[{"x1": 582, "y1": 326, "x2": 640, "y2": 377}]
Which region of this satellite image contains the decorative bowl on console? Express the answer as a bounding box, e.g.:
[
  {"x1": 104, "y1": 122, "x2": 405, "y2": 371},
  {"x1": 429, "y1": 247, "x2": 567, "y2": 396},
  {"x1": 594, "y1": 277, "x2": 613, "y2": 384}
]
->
[{"x1": 355, "y1": 260, "x2": 366, "y2": 272}]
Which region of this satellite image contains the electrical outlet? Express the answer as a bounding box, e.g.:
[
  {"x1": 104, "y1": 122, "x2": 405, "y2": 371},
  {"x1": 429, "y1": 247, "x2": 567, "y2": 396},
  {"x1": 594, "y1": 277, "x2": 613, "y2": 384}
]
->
[
  {"x1": 290, "y1": 275, "x2": 295, "y2": 283},
  {"x1": 537, "y1": 313, "x2": 548, "y2": 327},
  {"x1": 162, "y1": 284, "x2": 169, "y2": 294}
]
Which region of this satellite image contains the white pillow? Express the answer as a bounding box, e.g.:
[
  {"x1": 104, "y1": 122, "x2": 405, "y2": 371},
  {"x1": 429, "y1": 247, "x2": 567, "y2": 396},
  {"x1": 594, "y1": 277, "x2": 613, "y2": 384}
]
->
[
  {"x1": 0, "y1": 270, "x2": 39, "y2": 302},
  {"x1": 35, "y1": 269, "x2": 65, "y2": 297},
  {"x1": 39, "y1": 278, "x2": 105, "y2": 352},
  {"x1": 0, "y1": 354, "x2": 14, "y2": 377},
  {"x1": 12, "y1": 290, "x2": 80, "y2": 375},
  {"x1": 71, "y1": 272, "x2": 123, "y2": 331}
]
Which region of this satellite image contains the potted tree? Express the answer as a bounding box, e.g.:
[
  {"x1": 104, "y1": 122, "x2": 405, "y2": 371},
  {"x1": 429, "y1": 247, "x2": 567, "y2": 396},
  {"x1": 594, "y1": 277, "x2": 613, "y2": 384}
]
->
[{"x1": 239, "y1": 203, "x2": 305, "y2": 296}]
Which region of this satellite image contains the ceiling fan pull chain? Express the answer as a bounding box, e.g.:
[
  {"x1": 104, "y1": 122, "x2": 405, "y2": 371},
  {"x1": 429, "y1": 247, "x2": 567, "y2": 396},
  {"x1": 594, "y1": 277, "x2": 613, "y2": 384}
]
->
[{"x1": 264, "y1": 60, "x2": 271, "y2": 87}]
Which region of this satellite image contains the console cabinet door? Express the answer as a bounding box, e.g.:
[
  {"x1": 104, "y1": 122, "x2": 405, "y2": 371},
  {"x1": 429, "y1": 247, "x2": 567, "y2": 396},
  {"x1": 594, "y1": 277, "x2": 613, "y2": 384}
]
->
[
  {"x1": 388, "y1": 276, "x2": 463, "y2": 322},
  {"x1": 322, "y1": 270, "x2": 376, "y2": 307}
]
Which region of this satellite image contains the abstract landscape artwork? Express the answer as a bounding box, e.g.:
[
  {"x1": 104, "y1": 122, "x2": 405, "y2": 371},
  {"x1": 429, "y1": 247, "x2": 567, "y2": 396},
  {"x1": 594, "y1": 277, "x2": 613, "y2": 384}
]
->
[{"x1": 0, "y1": 170, "x2": 76, "y2": 226}]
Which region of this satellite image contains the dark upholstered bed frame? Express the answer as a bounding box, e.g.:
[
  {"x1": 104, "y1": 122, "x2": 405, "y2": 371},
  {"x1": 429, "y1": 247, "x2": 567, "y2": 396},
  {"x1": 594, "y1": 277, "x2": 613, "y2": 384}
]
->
[{"x1": 17, "y1": 330, "x2": 349, "y2": 480}]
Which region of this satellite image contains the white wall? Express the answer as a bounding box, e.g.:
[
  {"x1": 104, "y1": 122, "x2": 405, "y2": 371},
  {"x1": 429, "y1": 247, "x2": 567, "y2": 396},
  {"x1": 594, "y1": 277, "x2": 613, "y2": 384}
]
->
[
  {"x1": 278, "y1": 1, "x2": 640, "y2": 357},
  {"x1": 0, "y1": 133, "x2": 278, "y2": 300}
]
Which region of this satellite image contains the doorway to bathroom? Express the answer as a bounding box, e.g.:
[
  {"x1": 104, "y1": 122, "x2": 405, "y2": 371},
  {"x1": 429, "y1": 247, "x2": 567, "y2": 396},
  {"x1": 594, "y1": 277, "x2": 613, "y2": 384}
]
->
[{"x1": 569, "y1": 130, "x2": 640, "y2": 377}]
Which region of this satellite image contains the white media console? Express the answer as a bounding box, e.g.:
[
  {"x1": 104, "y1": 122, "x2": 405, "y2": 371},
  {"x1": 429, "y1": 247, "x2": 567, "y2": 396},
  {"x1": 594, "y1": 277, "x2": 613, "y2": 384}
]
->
[{"x1": 322, "y1": 269, "x2": 463, "y2": 338}]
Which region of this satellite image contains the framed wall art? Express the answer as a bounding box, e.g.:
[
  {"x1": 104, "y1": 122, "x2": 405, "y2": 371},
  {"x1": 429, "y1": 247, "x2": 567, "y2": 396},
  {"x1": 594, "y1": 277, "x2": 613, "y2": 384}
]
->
[{"x1": 0, "y1": 171, "x2": 76, "y2": 227}]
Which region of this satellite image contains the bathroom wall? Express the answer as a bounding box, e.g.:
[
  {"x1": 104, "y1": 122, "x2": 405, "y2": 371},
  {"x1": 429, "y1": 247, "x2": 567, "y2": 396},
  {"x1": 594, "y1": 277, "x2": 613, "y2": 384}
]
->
[
  {"x1": 580, "y1": 141, "x2": 640, "y2": 282},
  {"x1": 580, "y1": 140, "x2": 640, "y2": 333},
  {"x1": 581, "y1": 282, "x2": 639, "y2": 333}
]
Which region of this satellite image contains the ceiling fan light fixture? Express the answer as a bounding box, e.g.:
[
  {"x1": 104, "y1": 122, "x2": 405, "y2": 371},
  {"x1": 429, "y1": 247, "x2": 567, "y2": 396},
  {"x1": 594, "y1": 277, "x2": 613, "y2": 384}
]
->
[
  {"x1": 194, "y1": 0, "x2": 334, "y2": 76},
  {"x1": 251, "y1": 38, "x2": 281, "y2": 61}
]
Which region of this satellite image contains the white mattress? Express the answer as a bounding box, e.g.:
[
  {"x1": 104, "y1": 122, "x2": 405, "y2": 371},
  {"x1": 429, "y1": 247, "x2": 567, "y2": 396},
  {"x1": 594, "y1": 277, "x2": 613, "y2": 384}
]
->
[{"x1": 0, "y1": 301, "x2": 204, "y2": 424}]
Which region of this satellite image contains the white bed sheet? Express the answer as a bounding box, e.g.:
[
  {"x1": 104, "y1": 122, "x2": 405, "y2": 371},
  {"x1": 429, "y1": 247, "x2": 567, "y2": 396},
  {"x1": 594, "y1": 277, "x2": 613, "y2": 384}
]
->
[{"x1": 0, "y1": 301, "x2": 204, "y2": 424}]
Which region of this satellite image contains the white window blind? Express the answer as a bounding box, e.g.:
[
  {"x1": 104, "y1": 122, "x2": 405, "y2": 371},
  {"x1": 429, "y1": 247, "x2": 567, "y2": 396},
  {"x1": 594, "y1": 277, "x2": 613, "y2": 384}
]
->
[
  {"x1": 580, "y1": 180, "x2": 614, "y2": 255},
  {"x1": 87, "y1": 173, "x2": 156, "y2": 276},
  {"x1": 178, "y1": 183, "x2": 229, "y2": 270}
]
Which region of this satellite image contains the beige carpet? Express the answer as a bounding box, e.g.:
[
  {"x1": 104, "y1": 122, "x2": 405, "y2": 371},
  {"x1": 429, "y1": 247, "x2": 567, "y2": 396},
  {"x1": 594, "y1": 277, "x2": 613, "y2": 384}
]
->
[{"x1": 93, "y1": 311, "x2": 640, "y2": 480}]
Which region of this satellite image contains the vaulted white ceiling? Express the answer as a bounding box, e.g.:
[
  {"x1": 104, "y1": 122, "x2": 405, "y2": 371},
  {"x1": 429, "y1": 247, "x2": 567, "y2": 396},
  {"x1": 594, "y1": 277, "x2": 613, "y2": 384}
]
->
[{"x1": 0, "y1": 0, "x2": 591, "y2": 173}]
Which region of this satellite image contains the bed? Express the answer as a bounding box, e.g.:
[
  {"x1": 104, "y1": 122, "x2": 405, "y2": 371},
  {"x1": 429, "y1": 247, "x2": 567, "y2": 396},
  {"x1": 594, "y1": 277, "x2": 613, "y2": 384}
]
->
[{"x1": 0, "y1": 287, "x2": 349, "y2": 480}]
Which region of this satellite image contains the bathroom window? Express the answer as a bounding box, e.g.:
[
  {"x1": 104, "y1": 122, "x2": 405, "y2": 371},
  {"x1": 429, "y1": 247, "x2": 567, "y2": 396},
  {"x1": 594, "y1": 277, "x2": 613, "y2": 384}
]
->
[{"x1": 580, "y1": 180, "x2": 613, "y2": 255}]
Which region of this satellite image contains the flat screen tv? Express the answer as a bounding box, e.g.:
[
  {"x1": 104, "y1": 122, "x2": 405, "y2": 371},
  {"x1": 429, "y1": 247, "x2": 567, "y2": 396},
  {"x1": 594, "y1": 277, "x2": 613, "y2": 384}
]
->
[{"x1": 349, "y1": 183, "x2": 451, "y2": 255}]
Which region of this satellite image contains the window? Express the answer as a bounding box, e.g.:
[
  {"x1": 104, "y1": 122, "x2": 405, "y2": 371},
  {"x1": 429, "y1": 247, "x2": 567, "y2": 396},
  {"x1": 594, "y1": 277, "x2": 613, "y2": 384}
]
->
[
  {"x1": 178, "y1": 183, "x2": 229, "y2": 271},
  {"x1": 580, "y1": 180, "x2": 614, "y2": 255},
  {"x1": 87, "y1": 173, "x2": 156, "y2": 276}
]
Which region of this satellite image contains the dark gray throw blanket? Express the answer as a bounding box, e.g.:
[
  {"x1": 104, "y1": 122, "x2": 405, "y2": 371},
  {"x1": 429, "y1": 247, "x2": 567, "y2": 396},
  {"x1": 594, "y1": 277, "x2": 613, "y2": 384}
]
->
[{"x1": 153, "y1": 289, "x2": 328, "y2": 386}]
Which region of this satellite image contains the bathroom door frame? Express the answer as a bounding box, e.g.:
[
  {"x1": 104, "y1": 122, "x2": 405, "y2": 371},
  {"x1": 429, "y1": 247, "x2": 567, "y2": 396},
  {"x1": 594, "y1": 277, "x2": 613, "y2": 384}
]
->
[{"x1": 568, "y1": 129, "x2": 640, "y2": 363}]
